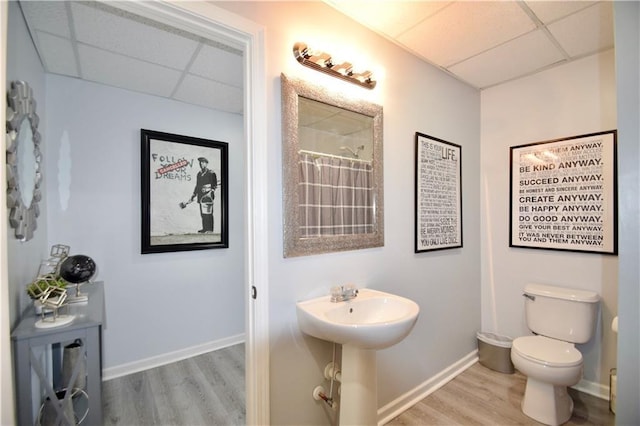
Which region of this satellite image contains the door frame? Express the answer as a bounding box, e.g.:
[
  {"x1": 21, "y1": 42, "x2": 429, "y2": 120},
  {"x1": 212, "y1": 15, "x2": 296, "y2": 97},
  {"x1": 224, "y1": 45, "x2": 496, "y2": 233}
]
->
[
  {"x1": 0, "y1": 2, "x2": 13, "y2": 424},
  {"x1": 0, "y1": 1, "x2": 270, "y2": 424}
]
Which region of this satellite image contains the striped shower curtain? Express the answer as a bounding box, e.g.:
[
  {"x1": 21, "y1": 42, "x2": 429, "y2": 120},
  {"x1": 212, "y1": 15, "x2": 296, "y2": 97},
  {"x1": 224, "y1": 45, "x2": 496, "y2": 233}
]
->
[{"x1": 298, "y1": 152, "x2": 374, "y2": 237}]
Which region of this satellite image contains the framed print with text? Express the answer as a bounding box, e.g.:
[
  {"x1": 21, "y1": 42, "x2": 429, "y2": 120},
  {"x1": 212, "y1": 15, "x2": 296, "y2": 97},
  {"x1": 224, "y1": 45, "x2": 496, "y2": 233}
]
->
[
  {"x1": 415, "y1": 132, "x2": 463, "y2": 253},
  {"x1": 141, "y1": 129, "x2": 229, "y2": 254},
  {"x1": 510, "y1": 130, "x2": 617, "y2": 254}
]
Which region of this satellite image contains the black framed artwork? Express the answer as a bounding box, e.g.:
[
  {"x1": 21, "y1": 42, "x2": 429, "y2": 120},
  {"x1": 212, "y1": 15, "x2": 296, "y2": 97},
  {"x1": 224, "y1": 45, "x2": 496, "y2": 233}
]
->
[
  {"x1": 415, "y1": 132, "x2": 463, "y2": 253},
  {"x1": 141, "y1": 129, "x2": 229, "y2": 254},
  {"x1": 509, "y1": 130, "x2": 617, "y2": 255}
]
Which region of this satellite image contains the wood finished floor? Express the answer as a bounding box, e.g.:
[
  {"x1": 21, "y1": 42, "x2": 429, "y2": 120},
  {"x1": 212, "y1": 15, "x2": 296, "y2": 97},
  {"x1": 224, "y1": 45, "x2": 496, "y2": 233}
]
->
[
  {"x1": 102, "y1": 344, "x2": 245, "y2": 426},
  {"x1": 386, "y1": 362, "x2": 614, "y2": 426},
  {"x1": 102, "y1": 347, "x2": 613, "y2": 426}
]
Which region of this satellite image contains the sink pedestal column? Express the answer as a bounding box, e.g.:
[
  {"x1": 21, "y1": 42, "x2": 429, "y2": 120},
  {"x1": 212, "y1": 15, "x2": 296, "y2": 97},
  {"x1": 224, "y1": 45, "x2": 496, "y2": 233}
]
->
[{"x1": 339, "y1": 345, "x2": 377, "y2": 426}]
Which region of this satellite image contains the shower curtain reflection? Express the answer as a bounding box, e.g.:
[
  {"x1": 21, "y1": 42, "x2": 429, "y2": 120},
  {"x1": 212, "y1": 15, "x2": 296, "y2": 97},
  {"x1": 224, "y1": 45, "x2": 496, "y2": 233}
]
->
[{"x1": 298, "y1": 151, "x2": 374, "y2": 237}]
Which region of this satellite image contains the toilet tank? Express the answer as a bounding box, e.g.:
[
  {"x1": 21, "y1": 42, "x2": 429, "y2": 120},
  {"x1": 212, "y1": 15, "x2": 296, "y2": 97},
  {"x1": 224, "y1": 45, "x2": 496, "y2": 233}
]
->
[{"x1": 524, "y1": 283, "x2": 599, "y2": 344}]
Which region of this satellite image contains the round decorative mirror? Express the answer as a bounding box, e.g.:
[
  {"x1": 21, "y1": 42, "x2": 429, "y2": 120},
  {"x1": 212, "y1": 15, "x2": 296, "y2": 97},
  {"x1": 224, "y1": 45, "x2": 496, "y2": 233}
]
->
[{"x1": 6, "y1": 81, "x2": 42, "y2": 241}]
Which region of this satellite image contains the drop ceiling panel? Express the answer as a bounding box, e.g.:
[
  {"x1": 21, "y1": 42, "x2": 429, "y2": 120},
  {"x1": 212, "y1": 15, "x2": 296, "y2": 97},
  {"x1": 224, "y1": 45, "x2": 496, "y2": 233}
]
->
[
  {"x1": 20, "y1": 1, "x2": 71, "y2": 38},
  {"x1": 18, "y1": 0, "x2": 243, "y2": 114},
  {"x1": 173, "y1": 74, "x2": 243, "y2": 114},
  {"x1": 396, "y1": 1, "x2": 537, "y2": 67},
  {"x1": 326, "y1": 1, "x2": 613, "y2": 90},
  {"x1": 34, "y1": 32, "x2": 79, "y2": 77},
  {"x1": 70, "y1": 2, "x2": 200, "y2": 70},
  {"x1": 449, "y1": 30, "x2": 565, "y2": 89},
  {"x1": 547, "y1": 2, "x2": 614, "y2": 58},
  {"x1": 17, "y1": 0, "x2": 614, "y2": 110},
  {"x1": 326, "y1": 1, "x2": 451, "y2": 38},
  {"x1": 189, "y1": 45, "x2": 243, "y2": 88},
  {"x1": 524, "y1": 1, "x2": 597, "y2": 24},
  {"x1": 78, "y1": 44, "x2": 182, "y2": 99}
]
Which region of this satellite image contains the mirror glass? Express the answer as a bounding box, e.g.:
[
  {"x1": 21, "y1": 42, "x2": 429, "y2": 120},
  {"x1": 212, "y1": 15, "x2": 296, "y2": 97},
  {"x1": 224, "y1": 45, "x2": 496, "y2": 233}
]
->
[
  {"x1": 281, "y1": 73, "x2": 384, "y2": 257},
  {"x1": 6, "y1": 80, "x2": 42, "y2": 242},
  {"x1": 17, "y1": 118, "x2": 36, "y2": 207},
  {"x1": 298, "y1": 97, "x2": 373, "y2": 161}
]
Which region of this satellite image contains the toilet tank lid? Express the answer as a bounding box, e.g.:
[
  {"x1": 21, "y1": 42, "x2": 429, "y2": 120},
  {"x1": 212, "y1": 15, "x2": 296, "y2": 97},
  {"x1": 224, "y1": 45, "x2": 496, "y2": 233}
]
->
[{"x1": 524, "y1": 283, "x2": 599, "y2": 303}]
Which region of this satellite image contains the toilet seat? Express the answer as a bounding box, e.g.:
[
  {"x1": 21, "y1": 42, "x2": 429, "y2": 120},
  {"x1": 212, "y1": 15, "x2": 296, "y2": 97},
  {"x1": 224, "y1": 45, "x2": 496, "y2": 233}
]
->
[{"x1": 513, "y1": 335, "x2": 582, "y2": 367}]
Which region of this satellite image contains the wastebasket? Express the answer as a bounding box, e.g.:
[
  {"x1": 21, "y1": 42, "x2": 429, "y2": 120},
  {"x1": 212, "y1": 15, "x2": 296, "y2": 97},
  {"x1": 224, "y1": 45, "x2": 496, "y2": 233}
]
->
[{"x1": 477, "y1": 332, "x2": 514, "y2": 374}]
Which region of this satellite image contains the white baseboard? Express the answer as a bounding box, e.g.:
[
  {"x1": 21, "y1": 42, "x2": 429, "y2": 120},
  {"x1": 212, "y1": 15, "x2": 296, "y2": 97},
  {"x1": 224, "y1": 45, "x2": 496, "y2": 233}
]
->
[
  {"x1": 377, "y1": 350, "x2": 479, "y2": 426},
  {"x1": 102, "y1": 333, "x2": 245, "y2": 381},
  {"x1": 572, "y1": 378, "x2": 610, "y2": 401}
]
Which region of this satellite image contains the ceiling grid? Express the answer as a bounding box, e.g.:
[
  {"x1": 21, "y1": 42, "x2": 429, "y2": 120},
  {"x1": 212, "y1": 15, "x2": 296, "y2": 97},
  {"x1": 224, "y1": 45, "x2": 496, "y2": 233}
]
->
[
  {"x1": 17, "y1": 1, "x2": 613, "y2": 114},
  {"x1": 326, "y1": 0, "x2": 613, "y2": 89}
]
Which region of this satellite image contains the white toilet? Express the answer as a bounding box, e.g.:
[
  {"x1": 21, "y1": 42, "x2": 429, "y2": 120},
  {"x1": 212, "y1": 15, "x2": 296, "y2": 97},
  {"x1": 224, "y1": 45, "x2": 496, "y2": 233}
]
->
[{"x1": 511, "y1": 283, "x2": 599, "y2": 426}]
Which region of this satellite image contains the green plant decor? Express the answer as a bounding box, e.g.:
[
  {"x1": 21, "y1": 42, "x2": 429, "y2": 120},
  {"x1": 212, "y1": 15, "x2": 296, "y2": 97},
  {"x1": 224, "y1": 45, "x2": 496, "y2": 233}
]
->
[{"x1": 26, "y1": 274, "x2": 67, "y2": 300}]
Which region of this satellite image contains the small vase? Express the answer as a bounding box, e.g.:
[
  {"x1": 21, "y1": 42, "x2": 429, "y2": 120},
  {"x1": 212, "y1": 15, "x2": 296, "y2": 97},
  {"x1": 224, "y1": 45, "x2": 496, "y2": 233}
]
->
[
  {"x1": 33, "y1": 300, "x2": 43, "y2": 315},
  {"x1": 33, "y1": 300, "x2": 53, "y2": 316}
]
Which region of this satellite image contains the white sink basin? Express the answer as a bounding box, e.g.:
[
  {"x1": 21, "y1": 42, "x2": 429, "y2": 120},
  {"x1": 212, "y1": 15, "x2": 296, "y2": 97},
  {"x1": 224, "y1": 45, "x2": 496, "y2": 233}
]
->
[{"x1": 296, "y1": 288, "x2": 420, "y2": 349}]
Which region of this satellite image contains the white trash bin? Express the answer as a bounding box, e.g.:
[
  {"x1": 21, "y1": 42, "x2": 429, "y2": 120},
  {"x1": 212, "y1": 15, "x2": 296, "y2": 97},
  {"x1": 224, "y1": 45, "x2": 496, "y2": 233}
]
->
[{"x1": 477, "y1": 332, "x2": 514, "y2": 374}]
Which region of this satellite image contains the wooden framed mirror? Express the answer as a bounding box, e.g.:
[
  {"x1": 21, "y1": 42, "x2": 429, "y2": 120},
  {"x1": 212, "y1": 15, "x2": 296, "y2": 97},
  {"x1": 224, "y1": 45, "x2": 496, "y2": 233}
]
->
[{"x1": 281, "y1": 73, "x2": 384, "y2": 257}]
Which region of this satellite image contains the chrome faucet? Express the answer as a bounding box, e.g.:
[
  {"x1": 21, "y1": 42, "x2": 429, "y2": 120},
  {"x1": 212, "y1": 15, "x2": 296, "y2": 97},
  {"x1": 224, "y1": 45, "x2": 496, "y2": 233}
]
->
[{"x1": 330, "y1": 284, "x2": 358, "y2": 303}]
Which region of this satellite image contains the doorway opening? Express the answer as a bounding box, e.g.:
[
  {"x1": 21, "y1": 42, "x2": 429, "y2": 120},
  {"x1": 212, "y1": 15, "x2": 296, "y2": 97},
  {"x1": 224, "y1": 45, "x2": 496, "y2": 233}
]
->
[{"x1": 3, "y1": 1, "x2": 268, "y2": 424}]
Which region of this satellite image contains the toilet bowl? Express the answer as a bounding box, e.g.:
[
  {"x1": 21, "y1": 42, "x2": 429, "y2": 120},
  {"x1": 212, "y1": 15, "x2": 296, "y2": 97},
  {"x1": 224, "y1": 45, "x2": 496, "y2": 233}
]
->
[
  {"x1": 511, "y1": 335, "x2": 583, "y2": 426},
  {"x1": 512, "y1": 284, "x2": 599, "y2": 426}
]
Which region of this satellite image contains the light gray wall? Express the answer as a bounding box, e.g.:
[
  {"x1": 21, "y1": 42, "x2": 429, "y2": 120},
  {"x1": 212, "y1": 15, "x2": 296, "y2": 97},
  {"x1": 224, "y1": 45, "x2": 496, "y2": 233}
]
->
[
  {"x1": 43, "y1": 75, "x2": 245, "y2": 368},
  {"x1": 6, "y1": 0, "x2": 49, "y2": 327},
  {"x1": 613, "y1": 2, "x2": 640, "y2": 424},
  {"x1": 9, "y1": 1, "x2": 633, "y2": 424},
  {"x1": 480, "y1": 50, "x2": 618, "y2": 391},
  {"x1": 215, "y1": 2, "x2": 481, "y2": 424}
]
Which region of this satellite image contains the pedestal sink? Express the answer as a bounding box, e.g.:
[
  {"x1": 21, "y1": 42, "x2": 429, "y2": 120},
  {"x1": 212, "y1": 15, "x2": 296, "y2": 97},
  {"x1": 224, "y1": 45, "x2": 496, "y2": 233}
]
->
[{"x1": 296, "y1": 288, "x2": 420, "y2": 425}]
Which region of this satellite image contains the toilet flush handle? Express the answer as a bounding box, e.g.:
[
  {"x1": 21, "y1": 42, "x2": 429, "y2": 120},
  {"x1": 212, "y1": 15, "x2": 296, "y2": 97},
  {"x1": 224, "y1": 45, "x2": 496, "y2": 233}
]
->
[{"x1": 523, "y1": 293, "x2": 535, "y2": 301}]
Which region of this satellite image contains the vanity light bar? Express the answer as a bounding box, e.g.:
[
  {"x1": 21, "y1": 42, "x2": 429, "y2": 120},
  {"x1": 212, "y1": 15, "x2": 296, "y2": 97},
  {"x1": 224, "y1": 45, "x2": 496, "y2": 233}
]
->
[{"x1": 293, "y1": 42, "x2": 377, "y2": 90}]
